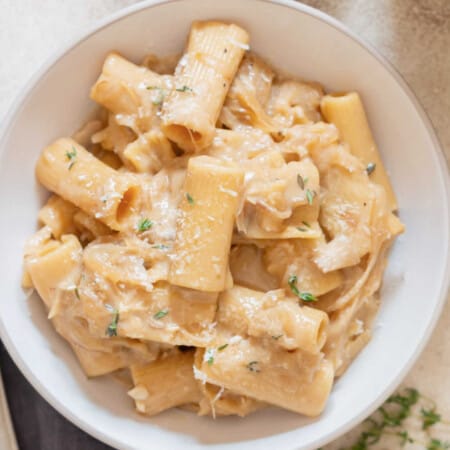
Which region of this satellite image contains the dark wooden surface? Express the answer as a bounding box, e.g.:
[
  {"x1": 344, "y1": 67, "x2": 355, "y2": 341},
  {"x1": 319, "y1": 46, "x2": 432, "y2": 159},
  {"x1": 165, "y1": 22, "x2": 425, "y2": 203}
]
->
[{"x1": 0, "y1": 342, "x2": 113, "y2": 450}]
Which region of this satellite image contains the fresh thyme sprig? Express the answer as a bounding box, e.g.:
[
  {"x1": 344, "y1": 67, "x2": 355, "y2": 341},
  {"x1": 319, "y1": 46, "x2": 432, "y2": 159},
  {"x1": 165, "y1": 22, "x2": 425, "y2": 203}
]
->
[
  {"x1": 175, "y1": 85, "x2": 194, "y2": 93},
  {"x1": 287, "y1": 275, "x2": 317, "y2": 303},
  {"x1": 296, "y1": 221, "x2": 311, "y2": 233},
  {"x1": 306, "y1": 188, "x2": 316, "y2": 205},
  {"x1": 204, "y1": 348, "x2": 215, "y2": 366},
  {"x1": 186, "y1": 192, "x2": 194, "y2": 205},
  {"x1": 153, "y1": 310, "x2": 168, "y2": 320},
  {"x1": 247, "y1": 361, "x2": 260, "y2": 372},
  {"x1": 66, "y1": 146, "x2": 77, "y2": 170},
  {"x1": 421, "y1": 408, "x2": 441, "y2": 430},
  {"x1": 146, "y1": 84, "x2": 194, "y2": 106},
  {"x1": 106, "y1": 308, "x2": 119, "y2": 337},
  {"x1": 137, "y1": 218, "x2": 153, "y2": 232},
  {"x1": 319, "y1": 388, "x2": 450, "y2": 450}
]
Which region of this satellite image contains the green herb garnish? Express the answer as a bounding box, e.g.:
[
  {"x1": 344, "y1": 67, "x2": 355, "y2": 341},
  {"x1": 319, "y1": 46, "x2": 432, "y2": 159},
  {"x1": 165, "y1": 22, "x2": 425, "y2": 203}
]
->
[
  {"x1": 397, "y1": 430, "x2": 414, "y2": 446},
  {"x1": 366, "y1": 162, "x2": 376, "y2": 175},
  {"x1": 427, "y1": 439, "x2": 450, "y2": 450},
  {"x1": 66, "y1": 146, "x2": 77, "y2": 170},
  {"x1": 152, "y1": 244, "x2": 169, "y2": 250},
  {"x1": 217, "y1": 344, "x2": 228, "y2": 351},
  {"x1": 296, "y1": 221, "x2": 311, "y2": 232},
  {"x1": 186, "y1": 193, "x2": 194, "y2": 205},
  {"x1": 204, "y1": 348, "x2": 215, "y2": 365},
  {"x1": 175, "y1": 85, "x2": 194, "y2": 93},
  {"x1": 421, "y1": 407, "x2": 441, "y2": 430},
  {"x1": 338, "y1": 387, "x2": 450, "y2": 450},
  {"x1": 106, "y1": 309, "x2": 119, "y2": 337},
  {"x1": 153, "y1": 310, "x2": 168, "y2": 320},
  {"x1": 272, "y1": 334, "x2": 283, "y2": 340},
  {"x1": 247, "y1": 361, "x2": 260, "y2": 372},
  {"x1": 297, "y1": 174, "x2": 305, "y2": 190},
  {"x1": 306, "y1": 189, "x2": 315, "y2": 205},
  {"x1": 74, "y1": 287, "x2": 80, "y2": 300},
  {"x1": 287, "y1": 275, "x2": 317, "y2": 302},
  {"x1": 299, "y1": 292, "x2": 317, "y2": 302},
  {"x1": 137, "y1": 218, "x2": 153, "y2": 232}
]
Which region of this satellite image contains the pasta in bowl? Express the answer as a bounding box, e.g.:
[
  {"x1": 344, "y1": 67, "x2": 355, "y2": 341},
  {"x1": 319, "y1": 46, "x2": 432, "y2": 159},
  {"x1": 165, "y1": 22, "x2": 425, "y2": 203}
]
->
[{"x1": 23, "y1": 20, "x2": 404, "y2": 420}]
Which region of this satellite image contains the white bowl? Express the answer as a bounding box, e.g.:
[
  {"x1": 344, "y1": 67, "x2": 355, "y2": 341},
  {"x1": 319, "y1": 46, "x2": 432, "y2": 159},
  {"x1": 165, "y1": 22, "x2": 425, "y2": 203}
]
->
[{"x1": 0, "y1": 1, "x2": 449, "y2": 449}]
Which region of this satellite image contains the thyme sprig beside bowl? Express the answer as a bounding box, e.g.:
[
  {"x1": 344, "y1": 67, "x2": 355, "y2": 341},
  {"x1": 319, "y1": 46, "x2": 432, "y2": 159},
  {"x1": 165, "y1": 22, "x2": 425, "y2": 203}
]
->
[{"x1": 318, "y1": 388, "x2": 450, "y2": 450}]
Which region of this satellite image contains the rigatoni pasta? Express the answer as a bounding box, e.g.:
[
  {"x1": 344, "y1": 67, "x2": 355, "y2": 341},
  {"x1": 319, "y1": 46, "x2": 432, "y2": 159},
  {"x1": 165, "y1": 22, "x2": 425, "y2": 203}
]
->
[
  {"x1": 169, "y1": 155, "x2": 244, "y2": 292},
  {"x1": 38, "y1": 195, "x2": 79, "y2": 239},
  {"x1": 24, "y1": 228, "x2": 160, "y2": 377},
  {"x1": 129, "y1": 351, "x2": 202, "y2": 415},
  {"x1": 36, "y1": 138, "x2": 141, "y2": 231},
  {"x1": 320, "y1": 92, "x2": 397, "y2": 211},
  {"x1": 90, "y1": 52, "x2": 164, "y2": 119},
  {"x1": 216, "y1": 285, "x2": 329, "y2": 354},
  {"x1": 161, "y1": 22, "x2": 249, "y2": 152},
  {"x1": 195, "y1": 340, "x2": 334, "y2": 416},
  {"x1": 23, "y1": 21, "x2": 403, "y2": 420}
]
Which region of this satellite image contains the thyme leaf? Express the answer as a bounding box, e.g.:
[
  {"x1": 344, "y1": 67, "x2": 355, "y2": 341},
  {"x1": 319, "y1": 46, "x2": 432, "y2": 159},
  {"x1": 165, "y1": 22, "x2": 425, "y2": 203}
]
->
[
  {"x1": 66, "y1": 146, "x2": 77, "y2": 170},
  {"x1": 338, "y1": 388, "x2": 447, "y2": 450},
  {"x1": 247, "y1": 361, "x2": 260, "y2": 372},
  {"x1": 175, "y1": 85, "x2": 194, "y2": 93},
  {"x1": 137, "y1": 218, "x2": 153, "y2": 232},
  {"x1": 288, "y1": 275, "x2": 317, "y2": 302},
  {"x1": 421, "y1": 407, "x2": 441, "y2": 430},
  {"x1": 186, "y1": 193, "x2": 194, "y2": 205},
  {"x1": 106, "y1": 309, "x2": 119, "y2": 337},
  {"x1": 153, "y1": 310, "x2": 168, "y2": 320},
  {"x1": 306, "y1": 189, "x2": 315, "y2": 205}
]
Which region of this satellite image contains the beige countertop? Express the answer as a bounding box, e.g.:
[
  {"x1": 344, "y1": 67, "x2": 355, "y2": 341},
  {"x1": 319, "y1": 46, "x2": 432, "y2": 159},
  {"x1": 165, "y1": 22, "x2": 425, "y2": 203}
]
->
[{"x1": 1, "y1": 1, "x2": 449, "y2": 449}]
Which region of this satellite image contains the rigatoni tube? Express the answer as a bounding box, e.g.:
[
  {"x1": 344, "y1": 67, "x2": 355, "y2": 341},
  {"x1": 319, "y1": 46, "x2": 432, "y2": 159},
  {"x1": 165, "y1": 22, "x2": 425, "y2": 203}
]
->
[
  {"x1": 169, "y1": 156, "x2": 244, "y2": 292},
  {"x1": 129, "y1": 351, "x2": 201, "y2": 416},
  {"x1": 197, "y1": 339, "x2": 334, "y2": 416},
  {"x1": 90, "y1": 52, "x2": 163, "y2": 116},
  {"x1": 320, "y1": 92, "x2": 398, "y2": 211},
  {"x1": 24, "y1": 233, "x2": 82, "y2": 309},
  {"x1": 38, "y1": 195, "x2": 78, "y2": 239},
  {"x1": 250, "y1": 303, "x2": 329, "y2": 354},
  {"x1": 217, "y1": 285, "x2": 329, "y2": 354},
  {"x1": 36, "y1": 138, "x2": 140, "y2": 231},
  {"x1": 161, "y1": 21, "x2": 249, "y2": 152}
]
